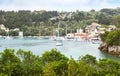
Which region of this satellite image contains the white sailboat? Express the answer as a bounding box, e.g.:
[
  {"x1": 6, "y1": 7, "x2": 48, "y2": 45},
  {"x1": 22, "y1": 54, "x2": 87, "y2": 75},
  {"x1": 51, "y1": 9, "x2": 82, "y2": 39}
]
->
[
  {"x1": 5, "y1": 29, "x2": 12, "y2": 40},
  {"x1": 56, "y1": 21, "x2": 63, "y2": 46}
]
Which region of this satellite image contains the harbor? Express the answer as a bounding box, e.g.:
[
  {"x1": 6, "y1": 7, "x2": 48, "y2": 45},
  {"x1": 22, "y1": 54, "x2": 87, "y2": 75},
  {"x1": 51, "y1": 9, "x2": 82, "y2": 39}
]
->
[{"x1": 0, "y1": 36, "x2": 120, "y2": 61}]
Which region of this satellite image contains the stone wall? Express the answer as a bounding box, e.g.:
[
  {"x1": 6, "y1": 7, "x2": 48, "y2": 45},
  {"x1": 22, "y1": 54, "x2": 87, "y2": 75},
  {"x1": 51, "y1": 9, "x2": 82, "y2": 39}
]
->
[{"x1": 98, "y1": 42, "x2": 108, "y2": 52}]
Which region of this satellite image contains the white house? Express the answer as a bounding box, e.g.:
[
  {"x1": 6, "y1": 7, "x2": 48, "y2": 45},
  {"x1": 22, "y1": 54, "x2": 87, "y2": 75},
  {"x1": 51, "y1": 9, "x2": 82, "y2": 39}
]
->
[
  {"x1": 107, "y1": 25, "x2": 116, "y2": 31},
  {"x1": 66, "y1": 33, "x2": 74, "y2": 39},
  {"x1": 19, "y1": 31, "x2": 23, "y2": 37},
  {"x1": 76, "y1": 29, "x2": 83, "y2": 33},
  {"x1": 13, "y1": 28, "x2": 19, "y2": 31},
  {"x1": 0, "y1": 24, "x2": 6, "y2": 30}
]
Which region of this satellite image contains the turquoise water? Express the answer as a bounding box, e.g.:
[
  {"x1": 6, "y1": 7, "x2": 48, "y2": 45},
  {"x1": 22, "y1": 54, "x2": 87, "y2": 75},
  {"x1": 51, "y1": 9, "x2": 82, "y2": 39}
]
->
[{"x1": 0, "y1": 37, "x2": 120, "y2": 61}]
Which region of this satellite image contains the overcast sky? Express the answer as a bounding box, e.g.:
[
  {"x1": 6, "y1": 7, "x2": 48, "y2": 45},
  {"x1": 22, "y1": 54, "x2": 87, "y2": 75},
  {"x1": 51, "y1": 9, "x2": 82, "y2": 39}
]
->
[{"x1": 0, "y1": 0, "x2": 120, "y2": 11}]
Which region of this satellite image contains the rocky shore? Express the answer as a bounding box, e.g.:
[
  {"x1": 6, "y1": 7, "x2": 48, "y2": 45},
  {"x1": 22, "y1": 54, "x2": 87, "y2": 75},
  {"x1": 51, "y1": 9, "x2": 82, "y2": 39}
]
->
[{"x1": 99, "y1": 42, "x2": 120, "y2": 57}]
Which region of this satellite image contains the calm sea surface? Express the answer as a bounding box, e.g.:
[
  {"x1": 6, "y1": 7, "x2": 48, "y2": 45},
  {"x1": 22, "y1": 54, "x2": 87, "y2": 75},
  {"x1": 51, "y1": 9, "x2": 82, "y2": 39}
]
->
[{"x1": 0, "y1": 37, "x2": 120, "y2": 61}]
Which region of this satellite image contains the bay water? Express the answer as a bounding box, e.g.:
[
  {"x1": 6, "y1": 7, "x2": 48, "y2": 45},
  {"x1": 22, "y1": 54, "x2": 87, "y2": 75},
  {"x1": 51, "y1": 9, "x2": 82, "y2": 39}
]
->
[{"x1": 0, "y1": 37, "x2": 120, "y2": 61}]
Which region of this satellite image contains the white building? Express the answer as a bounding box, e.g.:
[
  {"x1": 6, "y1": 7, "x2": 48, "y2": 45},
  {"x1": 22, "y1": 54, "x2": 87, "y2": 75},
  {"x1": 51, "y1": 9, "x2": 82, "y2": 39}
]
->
[
  {"x1": 19, "y1": 31, "x2": 23, "y2": 37},
  {"x1": 107, "y1": 25, "x2": 116, "y2": 31},
  {"x1": 13, "y1": 28, "x2": 19, "y2": 31},
  {"x1": 76, "y1": 29, "x2": 83, "y2": 33},
  {"x1": 66, "y1": 33, "x2": 74, "y2": 39},
  {"x1": 0, "y1": 24, "x2": 6, "y2": 30}
]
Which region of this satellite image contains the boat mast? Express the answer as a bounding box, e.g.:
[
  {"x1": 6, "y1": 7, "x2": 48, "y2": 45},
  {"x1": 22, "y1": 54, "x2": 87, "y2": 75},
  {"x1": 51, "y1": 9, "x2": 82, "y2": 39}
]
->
[
  {"x1": 6, "y1": 28, "x2": 10, "y2": 37},
  {"x1": 66, "y1": 24, "x2": 67, "y2": 36},
  {"x1": 58, "y1": 21, "x2": 60, "y2": 37}
]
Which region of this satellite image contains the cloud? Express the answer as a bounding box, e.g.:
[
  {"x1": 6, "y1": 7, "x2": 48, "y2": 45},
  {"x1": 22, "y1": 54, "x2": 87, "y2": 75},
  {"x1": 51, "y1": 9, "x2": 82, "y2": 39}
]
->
[{"x1": 0, "y1": 0, "x2": 119, "y2": 11}]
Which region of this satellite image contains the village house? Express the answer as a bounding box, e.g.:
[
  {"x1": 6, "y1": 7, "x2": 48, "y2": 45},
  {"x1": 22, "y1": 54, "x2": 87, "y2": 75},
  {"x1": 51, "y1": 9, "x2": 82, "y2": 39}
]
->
[
  {"x1": 66, "y1": 29, "x2": 88, "y2": 40},
  {"x1": 85, "y1": 22, "x2": 101, "y2": 34},
  {"x1": 50, "y1": 17, "x2": 57, "y2": 21},
  {"x1": 66, "y1": 22, "x2": 117, "y2": 41},
  {"x1": 0, "y1": 24, "x2": 6, "y2": 30},
  {"x1": 74, "y1": 33, "x2": 88, "y2": 40},
  {"x1": 84, "y1": 22, "x2": 105, "y2": 40},
  {"x1": 74, "y1": 29, "x2": 87, "y2": 39},
  {"x1": 66, "y1": 33, "x2": 74, "y2": 39},
  {"x1": 107, "y1": 25, "x2": 116, "y2": 31}
]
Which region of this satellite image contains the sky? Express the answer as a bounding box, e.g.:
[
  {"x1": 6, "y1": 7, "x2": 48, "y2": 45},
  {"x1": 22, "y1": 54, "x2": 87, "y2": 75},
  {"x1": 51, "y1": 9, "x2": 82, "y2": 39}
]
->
[{"x1": 0, "y1": 0, "x2": 120, "y2": 11}]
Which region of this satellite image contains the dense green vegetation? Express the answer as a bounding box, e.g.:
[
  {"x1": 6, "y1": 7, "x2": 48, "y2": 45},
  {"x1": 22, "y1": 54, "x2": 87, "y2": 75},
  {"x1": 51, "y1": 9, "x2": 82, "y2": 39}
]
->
[
  {"x1": 100, "y1": 29, "x2": 120, "y2": 46},
  {"x1": 0, "y1": 48, "x2": 120, "y2": 76},
  {"x1": 0, "y1": 7, "x2": 120, "y2": 36},
  {"x1": 112, "y1": 14, "x2": 120, "y2": 28}
]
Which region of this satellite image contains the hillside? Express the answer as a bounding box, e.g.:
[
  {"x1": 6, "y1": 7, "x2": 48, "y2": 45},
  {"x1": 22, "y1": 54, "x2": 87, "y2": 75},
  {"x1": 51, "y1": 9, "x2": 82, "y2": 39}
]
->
[{"x1": 0, "y1": 7, "x2": 120, "y2": 36}]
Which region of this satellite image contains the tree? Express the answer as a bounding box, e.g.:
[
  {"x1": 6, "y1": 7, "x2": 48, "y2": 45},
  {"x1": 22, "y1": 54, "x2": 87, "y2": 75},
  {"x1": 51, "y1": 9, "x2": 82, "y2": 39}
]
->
[
  {"x1": 100, "y1": 8, "x2": 117, "y2": 15},
  {"x1": 90, "y1": 9, "x2": 96, "y2": 12},
  {"x1": 9, "y1": 30, "x2": 19, "y2": 36},
  {"x1": 0, "y1": 29, "x2": 7, "y2": 36},
  {"x1": 77, "y1": 61, "x2": 96, "y2": 76},
  {"x1": 97, "y1": 13, "x2": 112, "y2": 25},
  {"x1": 16, "y1": 49, "x2": 43, "y2": 76},
  {"x1": 112, "y1": 14, "x2": 120, "y2": 28},
  {"x1": 43, "y1": 62, "x2": 56, "y2": 76},
  {"x1": 0, "y1": 48, "x2": 120, "y2": 75},
  {"x1": 0, "y1": 48, "x2": 20, "y2": 76},
  {"x1": 106, "y1": 30, "x2": 120, "y2": 46},
  {"x1": 100, "y1": 31, "x2": 109, "y2": 42},
  {"x1": 41, "y1": 48, "x2": 68, "y2": 76},
  {"x1": 97, "y1": 59, "x2": 120, "y2": 75},
  {"x1": 73, "y1": 11, "x2": 85, "y2": 22},
  {"x1": 68, "y1": 57, "x2": 78, "y2": 76},
  {"x1": 80, "y1": 54, "x2": 97, "y2": 65},
  {"x1": 41, "y1": 48, "x2": 68, "y2": 64}
]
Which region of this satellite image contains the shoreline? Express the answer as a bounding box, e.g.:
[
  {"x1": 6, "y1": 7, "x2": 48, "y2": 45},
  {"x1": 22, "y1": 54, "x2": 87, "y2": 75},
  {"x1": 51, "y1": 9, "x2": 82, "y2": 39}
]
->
[{"x1": 99, "y1": 42, "x2": 120, "y2": 58}]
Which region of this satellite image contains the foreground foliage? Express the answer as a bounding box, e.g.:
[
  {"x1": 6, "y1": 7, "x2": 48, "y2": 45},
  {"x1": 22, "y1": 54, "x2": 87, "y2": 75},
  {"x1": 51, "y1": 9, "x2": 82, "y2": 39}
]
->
[{"x1": 0, "y1": 48, "x2": 120, "y2": 76}]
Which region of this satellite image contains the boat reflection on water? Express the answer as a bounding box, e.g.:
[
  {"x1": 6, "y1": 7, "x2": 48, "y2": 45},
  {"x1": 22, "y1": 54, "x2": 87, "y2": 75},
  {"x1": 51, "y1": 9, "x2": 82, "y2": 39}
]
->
[
  {"x1": 56, "y1": 38, "x2": 63, "y2": 46},
  {"x1": 4, "y1": 36, "x2": 13, "y2": 40},
  {"x1": 92, "y1": 40, "x2": 101, "y2": 44}
]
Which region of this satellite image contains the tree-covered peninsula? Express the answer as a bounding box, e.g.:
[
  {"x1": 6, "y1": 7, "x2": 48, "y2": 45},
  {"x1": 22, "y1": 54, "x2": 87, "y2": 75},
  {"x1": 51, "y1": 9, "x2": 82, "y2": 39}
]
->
[
  {"x1": 99, "y1": 29, "x2": 120, "y2": 56},
  {"x1": 98, "y1": 9, "x2": 120, "y2": 56}
]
